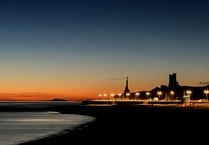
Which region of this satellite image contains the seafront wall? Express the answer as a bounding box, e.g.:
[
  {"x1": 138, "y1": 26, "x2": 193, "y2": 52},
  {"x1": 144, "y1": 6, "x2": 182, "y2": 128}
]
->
[{"x1": 82, "y1": 100, "x2": 182, "y2": 106}]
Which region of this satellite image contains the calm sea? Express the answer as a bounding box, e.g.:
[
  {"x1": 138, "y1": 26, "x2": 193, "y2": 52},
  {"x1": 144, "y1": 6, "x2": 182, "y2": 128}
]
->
[{"x1": 0, "y1": 102, "x2": 95, "y2": 145}]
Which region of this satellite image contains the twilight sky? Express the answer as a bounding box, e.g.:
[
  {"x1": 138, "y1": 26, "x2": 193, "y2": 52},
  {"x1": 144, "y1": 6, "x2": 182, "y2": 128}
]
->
[{"x1": 0, "y1": 0, "x2": 209, "y2": 100}]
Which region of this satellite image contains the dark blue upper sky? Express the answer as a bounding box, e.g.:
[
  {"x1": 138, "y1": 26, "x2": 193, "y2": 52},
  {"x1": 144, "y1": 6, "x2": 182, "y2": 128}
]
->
[{"x1": 0, "y1": 0, "x2": 209, "y2": 97}]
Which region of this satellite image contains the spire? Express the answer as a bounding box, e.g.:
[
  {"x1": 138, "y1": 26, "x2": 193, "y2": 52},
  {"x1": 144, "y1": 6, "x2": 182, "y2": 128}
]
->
[
  {"x1": 126, "y1": 76, "x2": 128, "y2": 89},
  {"x1": 124, "y1": 76, "x2": 130, "y2": 94}
]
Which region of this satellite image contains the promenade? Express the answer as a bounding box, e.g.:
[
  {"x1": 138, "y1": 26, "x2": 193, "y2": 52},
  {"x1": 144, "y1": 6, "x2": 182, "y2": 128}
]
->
[{"x1": 82, "y1": 99, "x2": 209, "y2": 106}]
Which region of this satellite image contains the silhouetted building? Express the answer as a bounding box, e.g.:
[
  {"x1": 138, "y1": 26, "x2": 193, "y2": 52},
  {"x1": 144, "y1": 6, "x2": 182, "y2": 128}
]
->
[
  {"x1": 141, "y1": 73, "x2": 208, "y2": 100},
  {"x1": 114, "y1": 73, "x2": 209, "y2": 101},
  {"x1": 122, "y1": 77, "x2": 131, "y2": 99},
  {"x1": 124, "y1": 77, "x2": 130, "y2": 94},
  {"x1": 168, "y1": 73, "x2": 179, "y2": 88}
]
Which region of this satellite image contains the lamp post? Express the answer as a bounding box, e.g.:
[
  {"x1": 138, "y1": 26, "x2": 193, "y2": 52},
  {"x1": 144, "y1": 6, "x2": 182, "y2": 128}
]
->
[
  {"x1": 103, "y1": 93, "x2": 107, "y2": 100},
  {"x1": 204, "y1": 89, "x2": 209, "y2": 101},
  {"x1": 170, "y1": 90, "x2": 174, "y2": 100},
  {"x1": 157, "y1": 91, "x2": 162, "y2": 100},
  {"x1": 118, "y1": 93, "x2": 122, "y2": 100},
  {"x1": 135, "y1": 92, "x2": 140, "y2": 100},
  {"x1": 126, "y1": 93, "x2": 130, "y2": 100},
  {"x1": 110, "y1": 93, "x2": 115, "y2": 100},
  {"x1": 186, "y1": 90, "x2": 192, "y2": 96},
  {"x1": 146, "y1": 92, "x2": 151, "y2": 100},
  {"x1": 110, "y1": 93, "x2": 115, "y2": 104},
  {"x1": 98, "y1": 94, "x2": 102, "y2": 100}
]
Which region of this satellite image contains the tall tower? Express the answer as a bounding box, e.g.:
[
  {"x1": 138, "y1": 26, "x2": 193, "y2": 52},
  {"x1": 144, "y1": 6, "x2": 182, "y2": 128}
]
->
[
  {"x1": 124, "y1": 76, "x2": 130, "y2": 94},
  {"x1": 168, "y1": 73, "x2": 179, "y2": 88}
]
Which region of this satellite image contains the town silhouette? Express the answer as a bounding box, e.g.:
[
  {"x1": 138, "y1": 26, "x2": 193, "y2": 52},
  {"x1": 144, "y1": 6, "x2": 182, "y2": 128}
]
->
[
  {"x1": 119, "y1": 73, "x2": 209, "y2": 101},
  {"x1": 89, "y1": 73, "x2": 209, "y2": 106}
]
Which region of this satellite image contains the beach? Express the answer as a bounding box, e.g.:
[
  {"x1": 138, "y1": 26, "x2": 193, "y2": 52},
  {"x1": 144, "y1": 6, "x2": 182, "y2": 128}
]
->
[{"x1": 15, "y1": 104, "x2": 209, "y2": 145}]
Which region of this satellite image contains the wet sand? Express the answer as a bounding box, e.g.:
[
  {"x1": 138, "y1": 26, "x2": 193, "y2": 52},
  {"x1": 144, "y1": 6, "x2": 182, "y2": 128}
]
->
[{"x1": 17, "y1": 104, "x2": 209, "y2": 145}]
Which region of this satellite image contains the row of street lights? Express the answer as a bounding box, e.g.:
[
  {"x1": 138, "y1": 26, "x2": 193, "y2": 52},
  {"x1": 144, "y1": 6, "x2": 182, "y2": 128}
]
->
[
  {"x1": 155, "y1": 89, "x2": 209, "y2": 100},
  {"x1": 98, "y1": 92, "x2": 139, "y2": 100},
  {"x1": 98, "y1": 89, "x2": 209, "y2": 100},
  {"x1": 98, "y1": 92, "x2": 150, "y2": 100}
]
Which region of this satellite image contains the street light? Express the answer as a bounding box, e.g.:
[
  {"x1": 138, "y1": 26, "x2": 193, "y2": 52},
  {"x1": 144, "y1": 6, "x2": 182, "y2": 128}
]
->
[
  {"x1": 110, "y1": 93, "x2": 115, "y2": 104},
  {"x1": 170, "y1": 90, "x2": 174, "y2": 100},
  {"x1": 126, "y1": 93, "x2": 130, "y2": 96},
  {"x1": 157, "y1": 91, "x2": 162, "y2": 100},
  {"x1": 135, "y1": 92, "x2": 140, "y2": 100},
  {"x1": 110, "y1": 93, "x2": 115, "y2": 100},
  {"x1": 204, "y1": 89, "x2": 209, "y2": 100},
  {"x1": 98, "y1": 94, "x2": 102, "y2": 100},
  {"x1": 170, "y1": 90, "x2": 174, "y2": 95},
  {"x1": 118, "y1": 93, "x2": 122, "y2": 100},
  {"x1": 146, "y1": 92, "x2": 151, "y2": 100},
  {"x1": 126, "y1": 93, "x2": 130, "y2": 100},
  {"x1": 103, "y1": 93, "x2": 107, "y2": 100},
  {"x1": 186, "y1": 90, "x2": 192, "y2": 96}
]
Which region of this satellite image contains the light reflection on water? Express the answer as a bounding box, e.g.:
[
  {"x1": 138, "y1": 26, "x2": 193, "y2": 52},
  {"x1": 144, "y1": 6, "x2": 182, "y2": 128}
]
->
[
  {"x1": 7, "y1": 118, "x2": 63, "y2": 122},
  {"x1": 0, "y1": 112, "x2": 95, "y2": 145}
]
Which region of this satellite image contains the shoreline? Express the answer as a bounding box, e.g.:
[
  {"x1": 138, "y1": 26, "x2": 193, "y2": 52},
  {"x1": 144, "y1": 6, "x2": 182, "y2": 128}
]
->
[
  {"x1": 17, "y1": 120, "x2": 98, "y2": 145},
  {"x1": 14, "y1": 104, "x2": 209, "y2": 145}
]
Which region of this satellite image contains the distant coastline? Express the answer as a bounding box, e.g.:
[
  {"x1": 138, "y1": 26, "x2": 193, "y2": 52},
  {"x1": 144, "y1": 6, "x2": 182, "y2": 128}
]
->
[{"x1": 0, "y1": 101, "x2": 81, "y2": 112}]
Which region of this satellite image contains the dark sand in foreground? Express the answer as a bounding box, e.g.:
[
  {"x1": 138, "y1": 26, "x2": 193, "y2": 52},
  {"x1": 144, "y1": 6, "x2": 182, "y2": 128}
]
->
[{"x1": 16, "y1": 104, "x2": 209, "y2": 145}]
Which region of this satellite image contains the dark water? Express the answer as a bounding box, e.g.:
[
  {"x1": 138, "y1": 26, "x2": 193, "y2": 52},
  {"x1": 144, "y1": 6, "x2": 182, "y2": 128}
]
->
[{"x1": 0, "y1": 102, "x2": 95, "y2": 145}]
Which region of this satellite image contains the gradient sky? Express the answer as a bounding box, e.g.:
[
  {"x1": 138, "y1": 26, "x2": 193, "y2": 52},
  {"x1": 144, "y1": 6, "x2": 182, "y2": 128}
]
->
[{"x1": 0, "y1": 0, "x2": 209, "y2": 101}]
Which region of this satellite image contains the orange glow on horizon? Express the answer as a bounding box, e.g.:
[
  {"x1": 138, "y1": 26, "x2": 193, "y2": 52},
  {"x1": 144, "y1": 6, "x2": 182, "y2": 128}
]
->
[
  {"x1": 0, "y1": 92, "x2": 98, "y2": 101},
  {"x1": 0, "y1": 81, "x2": 157, "y2": 101},
  {"x1": 0, "y1": 73, "x2": 202, "y2": 101}
]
